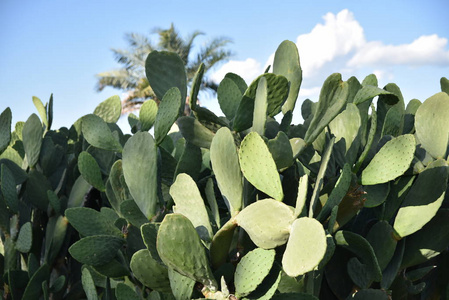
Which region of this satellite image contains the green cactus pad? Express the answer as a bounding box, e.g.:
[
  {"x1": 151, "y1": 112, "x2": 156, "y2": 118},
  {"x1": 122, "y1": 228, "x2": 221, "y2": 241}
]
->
[
  {"x1": 334, "y1": 231, "x2": 382, "y2": 282},
  {"x1": 168, "y1": 268, "x2": 195, "y2": 300},
  {"x1": 304, "y1": 73, "x2": 349, "y2": 145},
  {"x1": 130, "y1": 249, "x2": 171, "y2": 293},
  {"x1": 81, "y1": 114, "x2": 122, "y2": 152},
  {"x1": 353, "y1": 85, "x2": 396, "y2": 105},
  {"x1": 361, "y1": 134, "x2": 415, "y2": 185},
  {"x1": 272, "y1": 40, "x2": 302, "y2": 114},
  {"x1": 210, "y1": 218, "x2": 238, "y2": 269},
  {"x1": 225, "y1": 72, "x2": 248, "y2": 93},
  {"x1": 78, "y1": 151, "x2": 105, "y2": 192},
  {"x1": 441, "y1": 77, "x2": 449, "y2": 94},
  {"x1": 393, "y1": 159, "x2": 448, "y2": 238},
  {"x1": 174, "y1": 142, "x2": 202, "y2": 181},
  {"x1": 267, "y1": 131, "x2": 294, "y2": 170},
  {"x1": 317, "y1": 163, "x2": 351, "y2": 222},
  {"x1": 0, "y1": 107, "x2": 11, "y2": 152},
  {"x1": 217, "y1": 77, "x2": 243, "y2": 120},
  {"x1": 239, "y1": 132, "x2": 283, "y2": 201},
  {"x1": 44, "y1": 215, "x2": 68, "y2": 265},
  {"x1": 139, "y1": 100, "x2": 158, "y2": 131},
  {"x1": 154, "y1": 87, "x2": 182, "y2": 145},
  {"x1": 16, "y1": 222, "x2": 32, "y2": 253},
  {"x1": 235, "y1": 199, "x2": 295, "y2": 249},
  {"x1": 415, "y1": 92, "x2": 449, "y2": 159},
  {"x1": 177, "y1": 116, "x2": 215, "y2": 149},
  {"x1": 145, "y1": 50, "x2": 187, "y2": 115},
  {"x1": 366, "y1": 221, "x2": 397, "y2": 270},
  {"x1": 69, "y1": 235, "x2": 125, "y2": 266},
  {"x1": 210, "y1": 127, "x2": 243, "y2": 216},
  {"x1": 22, "y1": 113, "x2": 43, "y2": 167},
  {"x1": 157, "y1": 214, "x2": 217, "y2": 289},
  {"x1": 1, "y1": 164, "x2": 18, "y2": 213},
  {"x1": 115, "y1": 283, "x2": 140, "y2": 300},
  {"x1": 294, "y1": 175, "x2": 308, "y2": 218},
  {"x1": 243, "y1": 263, "x2": 282, "y2": 300},
  {"x1": 328, "y1": 103, "x2": 361, "y2": 164},
  {"x1": 65, "y1": 207, "x2": 123, "y2": 237},
  {"x1": 22, "y1": 264, "x2": 50, "y2": 300},
  {"x1": 381, "y1": 238, "x2": 405, "y2": 290},
  {"x1": 233, "y1": 73, "x2": 289, "y2": 131},
  {"x1": 309, "y1": 137, "x2": 334, "y2": 217},
  {"x1": 252, "y1": 76, "x2": 268, "y2": 135},
  {"x1": 189, "y1": 63, "x2": 204, "y2": 111},
  {"x1": 170, "y1": 173, "x2": 213, "y2": 242},
  {"x1": 122, "y1": 131, "x2": 157, "y2": 219},
  {"x1": 93, "y1": 95, "x2": 122, "y2": 123},
  {"x1": 235, "y1": 248, "x2": 275, "y2": 297},
  {"x1": 364, "y1": 183, "x2": 389, "y2": 208},
  {"x1": 81, "y1": 267, "x2": 98, "y2": 300},
  {"x1": 140, "y1": 223, "x2": 162, "y2": 262},
  {"x1": 282, "y1": 217, "x2": 327, "y2": 277},
  {"x1": 23, "y1": 169, "x2": 51, "y2": 210},
  {"x1": 401, "y1": 209, "x2": 449, "y2": 268},
  {"x1": 32, "y1": 96, "x2": 48, "y2": 129}
]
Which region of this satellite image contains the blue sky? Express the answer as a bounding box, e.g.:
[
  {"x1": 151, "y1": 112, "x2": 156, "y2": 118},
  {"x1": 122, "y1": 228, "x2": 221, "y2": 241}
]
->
[{"x1": 1, "y1": 0, "x2": 448, "y2": 131}]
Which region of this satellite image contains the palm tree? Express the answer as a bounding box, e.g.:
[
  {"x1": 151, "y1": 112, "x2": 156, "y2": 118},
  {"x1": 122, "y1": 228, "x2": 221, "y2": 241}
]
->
[{"x1": 96, "y1": 24, "x2": 232, "y2": 113}]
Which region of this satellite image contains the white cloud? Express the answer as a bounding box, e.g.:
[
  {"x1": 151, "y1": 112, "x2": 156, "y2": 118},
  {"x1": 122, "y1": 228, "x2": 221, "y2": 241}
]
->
[
  {"x1": 348, "y1": 35, "x2": 449, "y2": 67},
  {"x1": 209, "y1": 9, "x2": 449, "y2": 100},
  {"x1": 295, "y1": 9, "x2": 365, "y2": 77},
  {"x1": 209, "y1": 58, "x2": 263, "y2": 84}
]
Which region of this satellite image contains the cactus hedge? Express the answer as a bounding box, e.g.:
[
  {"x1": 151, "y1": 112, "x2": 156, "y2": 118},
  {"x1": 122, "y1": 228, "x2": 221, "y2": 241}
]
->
[{"x1": 1, "y1": 40, "x2": 449, "y2": 300}]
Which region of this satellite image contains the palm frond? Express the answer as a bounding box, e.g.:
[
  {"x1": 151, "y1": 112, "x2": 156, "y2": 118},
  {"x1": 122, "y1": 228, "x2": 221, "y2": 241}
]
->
[{"x1": 95, "y1": 69, "x2": 139, "y2": 91}]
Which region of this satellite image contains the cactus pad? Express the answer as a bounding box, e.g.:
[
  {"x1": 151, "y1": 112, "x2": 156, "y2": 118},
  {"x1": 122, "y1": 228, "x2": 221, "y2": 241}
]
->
[
  {"x1": 154, "y1": 87, "x2": 182, "y2": 145},
  {"x1": 69, "y1": 235, "x2": 125, "y2": 266},
  {"x1": 93, "y1": 95, "x2": 122, "y2": 123},
  {"x1": 235, "y1": 199, "x2": 294, "y2": 249},
  {"x1": 393, "y1": 159, "x2": 448, "y2": 238},
  {"x1": 122, "y1": 131, "x2": 157, "y2": 219},
  {"x1": 130, "y1": 249, "x2": 171, "y2": 293},
  {"x1": 239, "y1": 132, "x2": 283, "y2": 201},
  {"x1": 282, "y1": 217, "x2": 327, "y2": 277},
  {"x1": 78, "y1": 151, "x2": 105, "y2": 192},
  {"x1": 415, "y1": 92, "x2": 449, "y2": 159},
  {"x1": 361, "y1": 134, "x2": 415, "y2": 185},
  {"x1": 170, "y1": 173, "x2": 213, "y2": 242},
  {"x1": 210, "y1": 127, "x2": 243, "y2": 216},
  {"x1": 81, "y1": 114, "x2": 122, "y2": 152},
  {"x1": 22, "y1": 113, "x2": 43, "y2": 167},
  {"x1": 0, "y1": 107, "x2": 11, "y2": 152},
  {"x1": 139, "y1": 100, "x2": 158, "y2": 131},
  {"x1": 235, "y1": 248, "x2": 275, "y2": 297},
  {"x1": 156, "y1": 214, "x2": 217, "y2": 289}
]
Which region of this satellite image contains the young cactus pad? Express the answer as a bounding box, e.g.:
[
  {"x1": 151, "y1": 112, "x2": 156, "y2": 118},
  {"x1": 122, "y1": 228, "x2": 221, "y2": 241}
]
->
[
  {"x1": 235, "y1": 199, "x2": 295, "y2": 249},
  {"x1": 239, "y1": 132, "x2": 283, "y2": 201},
  {"x1": 282, "y1": 217, "x2": 327, "y2": 277}
]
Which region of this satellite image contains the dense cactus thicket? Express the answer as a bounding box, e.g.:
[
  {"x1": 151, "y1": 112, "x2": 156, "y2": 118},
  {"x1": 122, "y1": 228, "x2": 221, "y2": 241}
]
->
[{"x1": 1, "y1": 40, "x2": 449, "y2": 300}]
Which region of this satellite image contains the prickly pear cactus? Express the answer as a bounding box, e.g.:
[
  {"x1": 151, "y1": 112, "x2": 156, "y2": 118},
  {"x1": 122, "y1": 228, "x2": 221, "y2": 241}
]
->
[{"x1": 2, "y1": 39, "x2": 449, "y2": 300}]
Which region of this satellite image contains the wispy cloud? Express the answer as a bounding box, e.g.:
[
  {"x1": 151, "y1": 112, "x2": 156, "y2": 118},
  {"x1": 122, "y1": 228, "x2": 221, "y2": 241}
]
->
[{"x1": 209, "y1": 9, "x2": 449, "y2": 104}]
